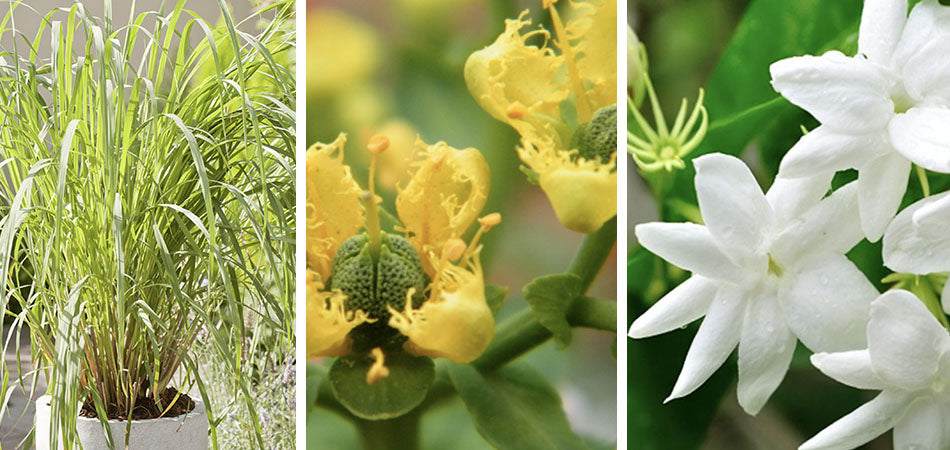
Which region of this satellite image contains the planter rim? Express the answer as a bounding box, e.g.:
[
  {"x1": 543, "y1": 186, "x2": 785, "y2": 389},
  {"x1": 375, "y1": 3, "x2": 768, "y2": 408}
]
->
[{"x1": 36, "y1": 394, "x2": 206, "y2": 425}]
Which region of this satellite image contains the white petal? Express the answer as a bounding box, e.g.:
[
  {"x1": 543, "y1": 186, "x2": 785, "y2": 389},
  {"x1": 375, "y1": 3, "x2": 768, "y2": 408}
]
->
[
  {"x1": 628, "y1": 276, "x2": 718, "y2": 339},
  {"x1": 891, "y1": 0, "x2": 950, "y2": 70},
  {"x1": 777, "y1": 126, "x2": 889, "y2": 178},
  {"x1": 883, "y1": 191, "x2": 950, "y2": 274},
  {"x1": 666, "y1": 286, "x2": 745, "y2": 402},
  {"x1": 780, "y1": 253, "x2": 875, "y2": 353},
  {"x1": 890, "y1": 107, "x2": 950, "y2": 173},
  {"x1": 903, "y1": 38, "x2": 950, "y2": 102},
  {"x1": 914, "y1": 191, "x2": 950, "y2": 238},
  {"x1": 868, "y1": 290, "x2": 949, "y2": 391},
  {"x1": 857, "y1": 151, "x2": 911, "y2": 242},
  {"x1": 811, "y1": 350, "x2": 886, "y2": 390},
  {"x1": 858, "y1": 0, "x2": 908, "y2": 63},
  {"x1": 770, "y1": 52, "x2": 894, "y2": 133},
  {"x1": 694, "y1": 154, "x2": 774, "y2": 262},
  {"x1": 635, "y1": 222, "x2": 750, "y2": 284},
  {"x1": 799, "y1": 390, "x2": 914, "y2": 450},
  {"x1": 767, "y1": 171, "x2": 835, "y2": 225},
  {"x1": 772, "y1": 182, "x2": 864, "y2": 265},
  {"x1": 736, "y1": 288, "x2": 796, "y2": 415},
  {"x1": 893, "y1": 397, "x2": 944, "y2": 450}
]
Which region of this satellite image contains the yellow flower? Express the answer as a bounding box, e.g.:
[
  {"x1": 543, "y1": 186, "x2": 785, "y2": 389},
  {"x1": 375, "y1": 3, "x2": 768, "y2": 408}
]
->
[
  {"x1": 306, "y1": 133, "x2": 497, "y2": 366},
  {"x1": 307, "y1": 9, "x2": 379, "y2": 97},
  {"x1": 464, "y1": 0, "x2": 617, "y2": 234}
]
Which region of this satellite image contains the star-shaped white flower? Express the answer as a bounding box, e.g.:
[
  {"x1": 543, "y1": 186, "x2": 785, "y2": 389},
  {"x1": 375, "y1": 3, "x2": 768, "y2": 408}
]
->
[
  {"x1": 802, "y1": 290, "x2": 950, "y2": 450},
  {"x1": 883, "y1": 190, "x2": 950, "y2": 312},
  {"x1": 770, "y1": 0, "x2": 950, "y2": 241},
  {"x1": 629, "y1": 153, "x2": 877, "y2": 414}
]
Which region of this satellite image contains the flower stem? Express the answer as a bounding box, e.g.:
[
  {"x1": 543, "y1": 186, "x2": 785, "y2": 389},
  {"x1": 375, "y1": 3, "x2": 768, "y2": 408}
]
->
[
  {"x1": 567, "y1": 216, "x2": 617, "y2": 292},
  {"x1": 356, "y1": 412, "x2": 421, "y2": 450},
  {"x1": 472, "y1": 297, "x2": 617, "y2": 372}
]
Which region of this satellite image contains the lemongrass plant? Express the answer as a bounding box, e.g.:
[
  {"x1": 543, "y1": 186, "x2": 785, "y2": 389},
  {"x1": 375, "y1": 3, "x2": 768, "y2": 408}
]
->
[{"x1": 0, "y1": 0, "x2": 295, "y2": 448}]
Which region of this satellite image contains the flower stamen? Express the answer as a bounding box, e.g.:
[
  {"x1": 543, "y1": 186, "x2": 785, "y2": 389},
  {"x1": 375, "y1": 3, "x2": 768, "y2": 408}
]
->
[
  {"x1": 628, "y1": 71, "x2": 707, "y2": 173},
  {"x1": 365, "y1": 136, "x2": 389, "y2": 261},
  {"x1": 366, "y1": 347, "x2": 390, "y2": 385},
  {"x1": 545, "y1": 1, "x2": 592, "y2": 123},
  {"x1": 462, "y1": 213, "x2": 502, "y2": 263}
]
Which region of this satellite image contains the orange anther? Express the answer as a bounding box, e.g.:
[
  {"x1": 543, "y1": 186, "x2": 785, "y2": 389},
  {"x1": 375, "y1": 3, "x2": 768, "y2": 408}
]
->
[
  {"x1": 506, "y1": 104, "x2": 528, "y2": 120},
  {"x1": 367, "y1": 135, "x2": 390, "y2": 154},
  {"x1": 478, "y1": 213, "x2": 502, "y2": 228}
]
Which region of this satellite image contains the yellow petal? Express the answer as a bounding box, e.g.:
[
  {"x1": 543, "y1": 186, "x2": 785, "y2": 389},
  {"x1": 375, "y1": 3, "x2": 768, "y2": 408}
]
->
[
  {"x1": 307, "y1": 9, "x2": 379, "y2": 96},
  {"x1": 463, "y1": 11, "x2": 568, "y2": 134},
  {"x1": 306, "y1": 270, "x2": 369, "y2": 358},
  {"x1": 387, "y1": 258, "x2": 493, "y2": 363},
  {"x1": 538, "y1": 165, "x2": 617, "y2": 234},
  {"x1": 307, "y1": 133, "x2": 364, "y2": 279},
  {"x1": 567, "y1": 0, "x2": 617, "y2": 110},
  {"x1": 396, "y1": 139, "x2": 490, "y2": 272}
]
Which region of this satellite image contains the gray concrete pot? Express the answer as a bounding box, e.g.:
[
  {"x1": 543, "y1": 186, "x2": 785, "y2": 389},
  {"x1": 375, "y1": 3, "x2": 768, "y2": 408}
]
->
[{"x1": 34, "y1": 395, "x2": 208, "y2": 450}]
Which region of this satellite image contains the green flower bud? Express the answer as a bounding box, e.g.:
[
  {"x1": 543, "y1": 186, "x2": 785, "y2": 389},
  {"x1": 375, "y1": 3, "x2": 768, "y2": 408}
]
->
[{"x1": 573, "y1": 104, "x2": 618, "y2": 164}]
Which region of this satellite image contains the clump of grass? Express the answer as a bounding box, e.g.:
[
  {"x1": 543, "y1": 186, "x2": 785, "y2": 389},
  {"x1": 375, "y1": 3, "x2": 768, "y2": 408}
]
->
[{"x1": 0, "y1": 0, "x2": 295, "y2": 448}]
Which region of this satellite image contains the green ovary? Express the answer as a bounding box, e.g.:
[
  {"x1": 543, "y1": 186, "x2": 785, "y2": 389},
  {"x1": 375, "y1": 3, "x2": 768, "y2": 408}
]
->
[
  {"x1": 330, "y1": 233, "x2": 428, "y2": 322},
  {"x1": 573, "y1": 104, "x2": 618, "y2": 164}
]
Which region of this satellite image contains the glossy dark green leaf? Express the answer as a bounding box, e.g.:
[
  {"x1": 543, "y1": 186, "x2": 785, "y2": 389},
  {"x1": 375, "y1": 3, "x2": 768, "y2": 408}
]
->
[
  {"x1": 662, "y1": 0, "x2": 863, "y2": 207},
  {"x1": 627, "y1": 246, "x2": 656, "y2": 300},
  {"x1": 522, "y1": 273, "x2": 583, "y2": 348},
  {"x1": 329, "y1": 350, "x2": 435, "y2": 420},
  {"x1": 448, "y1": 363, "x2": 589, "y2": 450}
]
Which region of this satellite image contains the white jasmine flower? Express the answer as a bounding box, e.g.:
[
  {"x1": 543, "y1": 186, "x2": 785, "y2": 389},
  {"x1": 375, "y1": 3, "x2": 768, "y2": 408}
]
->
[
  {"x1": 802, "y1": 290, "x2": 950, "y2": 450},
  {"x1": 769, "y1": 0, "x2": 950, "y2": 241},
  {"x1": 883, "y1": 190, "x2": 950, "y2": 312},
  {"x1": 629, "y1": 153, "x2": 877, "y2": 415}
]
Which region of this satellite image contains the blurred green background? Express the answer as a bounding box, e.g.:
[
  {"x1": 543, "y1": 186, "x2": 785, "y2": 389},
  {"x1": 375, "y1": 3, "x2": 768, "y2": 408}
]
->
[
  {"x1": 627, "y1": 0, "x2": 950, "y2": 448},
  {"x1": 307, "y1": 0, "x2": 618, "y2": 448}
]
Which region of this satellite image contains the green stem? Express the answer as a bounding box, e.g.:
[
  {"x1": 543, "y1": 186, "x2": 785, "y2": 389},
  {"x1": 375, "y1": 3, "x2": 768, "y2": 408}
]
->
[
  {"x1": 355, "y1": 412, "x2": 421, "y2": 450},
  {"x1": 473, "y1": 297, "x2": 617, "y2": 372},
  {"x1": 567, "y1": 217, "x2": 617, "y2": 292},
  {"x1": 569, "y1": 296, "x2": 618, "y2": 332}
]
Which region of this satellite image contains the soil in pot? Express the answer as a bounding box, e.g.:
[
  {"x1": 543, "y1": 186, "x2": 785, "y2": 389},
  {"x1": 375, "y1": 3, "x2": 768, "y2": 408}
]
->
[{"x1": 79, "y1": 388, "x2": 196, "y2": 421}]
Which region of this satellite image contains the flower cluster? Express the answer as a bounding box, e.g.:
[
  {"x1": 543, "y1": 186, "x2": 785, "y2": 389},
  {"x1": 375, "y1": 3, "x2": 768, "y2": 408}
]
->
[
  {"x1": 465, "y1": 0, "x2": 617, "y2": 234},
  {"x1": 307, "y1": 133, "x2": 499, "y2": 378},
  {"x1": 630, "y1": 0, "x2": 950, "y2": 447}
]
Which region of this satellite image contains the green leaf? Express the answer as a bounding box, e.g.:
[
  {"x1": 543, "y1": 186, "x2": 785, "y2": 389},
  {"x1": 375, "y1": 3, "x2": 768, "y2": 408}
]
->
[
  {"x1": 626, "y1": 297, "x2": 735, "y2": 450},
  {"x1": 626, "y1": 247, "x2": 655, "y2": 300},
  {"x1": 663, "y1": 0, "x2": 863, "y2": 207},
  {"x1": 522, "y1": 274, "x2": 583, "y2": 348},
  {"x1": 448, "y1": 363, "x2": 589, "y2": 450},
  {"x1": 306, "y1": 361, "x2": 326, "y2": 411},
  {"x1": 329, "y1": 350, "x2": 435, "y2": 420},
  {"x1": 485, "y1": 284, "x2": 509, "y2": 317}
]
